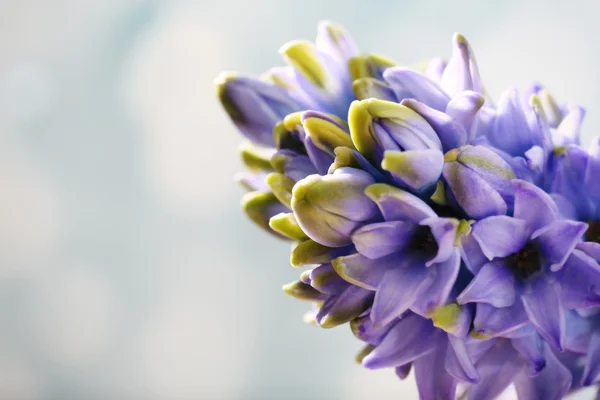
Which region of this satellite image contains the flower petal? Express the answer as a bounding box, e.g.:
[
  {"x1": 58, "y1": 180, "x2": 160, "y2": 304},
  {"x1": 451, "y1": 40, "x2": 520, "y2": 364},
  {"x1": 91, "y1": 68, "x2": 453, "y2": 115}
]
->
[
  {"x1": 582, "y1": 331, "x2": 600, "y2": 385},
  {"x1": 457, "y1": 262, "x2": 516, "y2": 307},
  {"x1": 351, "y1": 221, "x2": 416, "y2": 259},
  {"x1": 372, "y1": 261, "x2": 436, "y2": 328},
  {"x1": 317, "y1": 285, "x2": 374, "y2": 328},
  {"x1": 445, "y1": 90, "x2": 485, "y2": 135},
  {"x1": 443, "y1": 161, "x2": 507, "y2": 219},
  {"x1": 521, "y1": 277, "x2": 565, "y2": 350},
  {"x1": 445, "y1": 335, "x2": 480, "y2": 384},
  {"x1": 459, "y1": 228, "x2": 488, "y2": 274},
  {"x1": 332, "y1": 252, "x2": 394, "y2": 290},
  {"x1": 440, "y1": 33, "x2": 482, "y2": 96},
  {"x1": 558, "y1": 249, "x2": 600, "y2": 309},
  {"x1": 512, "y1": 179, "x2": 558, "y2": 233},
  {"x1": 365, "y1": 183, "x2": 437, "y2": 223},
  {"x1": 511, "y1": 334, "x2": 546, "y2": 376},
  {"x1": 533, "y1": 219, "x2": 588, "y2": 271},
  {"x1": 411, "y1": 250, "x2": 461, "y2": 316},
  {"x1": 362, "y1": 314, "x2": 441, "y2": 369},
  {"x1": 414, "y1": 345, "x2": 457, "y2": 400},
  {"x1": 467, "y1": 340, "x2": 522, "y2": 400},
  {"x1": 381, "y1": 149, "x2": 444, "y2": 191},
  {"x1": 514, "y1": 342, "x2": 572, "y2": 400},
  {"x1": 401, "y1": 98, "x2": 467, "y2": 151},
  {"x1": 472, "y1": 216, "x2": 529, "y2": 260},
  {"x1": 420, "y1": 217, "x2": 460, "y2": 265},
  {"x1": 383, "y1": 67, "x2": 451, "y2": 111},
  {"x1": 473, "y1": 301, "x2": 529, "y2": 338}
]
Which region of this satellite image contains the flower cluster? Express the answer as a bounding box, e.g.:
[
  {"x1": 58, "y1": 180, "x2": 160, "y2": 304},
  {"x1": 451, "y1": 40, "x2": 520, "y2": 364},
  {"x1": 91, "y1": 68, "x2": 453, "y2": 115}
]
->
[{"x1": 215, "y1": 21, "x2": 600, "y2": 399}]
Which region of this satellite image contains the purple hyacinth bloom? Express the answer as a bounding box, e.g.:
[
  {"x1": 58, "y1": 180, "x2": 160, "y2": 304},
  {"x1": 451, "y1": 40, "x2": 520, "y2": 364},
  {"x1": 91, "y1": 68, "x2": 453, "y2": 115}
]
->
[
  {"x1": 457, "y1": 180, "x2": 591, "y2": 348},
  {"x1": 332, "y1": 183, "x2": 464, "y2": 327},
  {"x1": 217, "y1": 20, "x2": 600, "y2": 399},
  {"x1": 442, "y1": 145, "x2": 517, "y2": 219}
]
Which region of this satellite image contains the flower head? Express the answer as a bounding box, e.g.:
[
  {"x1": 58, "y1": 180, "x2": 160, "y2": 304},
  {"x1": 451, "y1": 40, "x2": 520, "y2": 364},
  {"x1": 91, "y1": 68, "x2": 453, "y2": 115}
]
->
[{"x1": 216, "y1": 21, "x2": 600, "y2": 399}]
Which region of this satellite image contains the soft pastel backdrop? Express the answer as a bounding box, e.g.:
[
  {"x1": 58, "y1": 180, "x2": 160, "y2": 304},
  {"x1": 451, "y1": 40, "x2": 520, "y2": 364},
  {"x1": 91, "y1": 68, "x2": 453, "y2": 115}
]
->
[{"x1": 1, "y1": 1, "x2": 599, "y2": 399}]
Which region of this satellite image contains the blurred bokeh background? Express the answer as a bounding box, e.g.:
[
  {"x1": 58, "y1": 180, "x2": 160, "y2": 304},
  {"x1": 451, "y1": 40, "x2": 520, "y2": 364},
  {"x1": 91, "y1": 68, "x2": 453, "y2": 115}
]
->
[{"x1": 1, "y1": 0, "x2": 599, "y2": 399}]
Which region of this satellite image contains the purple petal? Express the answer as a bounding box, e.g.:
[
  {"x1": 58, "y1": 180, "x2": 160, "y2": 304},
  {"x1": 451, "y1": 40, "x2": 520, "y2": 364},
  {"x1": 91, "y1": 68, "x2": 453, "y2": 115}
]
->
[
  {"x1": 363, "y1": 314, "x2": 441, "y2": 369},
  {"x1": 511, "y1": 334, "x2": 546, "y2": 376},
  {"x1": 473, "y1": 301, "x2": 529, "y2": 338},
  {"x1": 216, "y1": 74, "x2": 301, "y2": 146},
  {"x1": 315, "y1": 21, "x2": 359, "y2": 62},
  {"x1": 562, "y1": 310, "x2": 592, "y2": 354},
  {"x1": 533, "y1": 219, "x2": 588, "y2": 271},
  {"x1": 457, "y1": 262, "x2": 516, "y2": 307},
  {"x1": 381, "y1": 149, "x2": 444, "y2": 191},
  {"x1": 351, "y1": 314, "x2": 397, "y2": 345},
  {"x1": 401, "y1": 98, "x2": 467, "y2": 151},
  {"x1": 425, "y1": 58, "x2": 446, "y2": 82},
  {"x1": 582, "y1": 331, "x2": 600, "y2": 385},
  {"x1": 472, "y1": 216, "x2": 529, "y2": 260},
  {"x1": 490, "y1": 87, "x2": 533, "y2": 156},
  {"x1": 514, "y1": 342, "x2": 572, "y2": 400},
  {"x1": 445, "y1": 335, "x2": 480, "y2": 383},
  {"x1": 521, "y1": 277, "x2": 565, "y2": 350},
  {"x1": 414, "y1": 345, "x2": 457, "y2": 400},
  {"x1": 420, "y1": 217, "x2": 460, "y2": 265},
  {"x1": 555, "y1": 106, "x2": 584, "y2": 146},
  {"x1": 365, "y1": 183, "x2": 437, "y2": 223},
  {"x1": 351, "y1": 221, "x2": 415, "y2": 259},
  {"x1": 512, "y1": 179, "x2": 558, "y2": 233},
  {"x1": 467, "y1": 340, "x2": 522, "y2": 400},
  {"x1": 371, "y1": 260, "x2": 436, "y2": 328},
  {"x1": 558, "y1": 249, "x2": 600, "y2": 309},
  {"x1": 395, "y1": 363, "x2": 412, "y2": 380},
  {"x1": 459, "y1": 229, "x2": 488, "y2": 274},
  {"x1": 411, "y1": 250, "x2": 461, "y2": 316},
  {"x1": 272, "y1": 150, "x2": 318, "y2": 181},
  {"x1": 457, "y1": 146, "x2": 516, "y2": 201},
  {"x1": 445, "y1": 90, "x2": 485, "y2": 135},
  {"x1": 440, "y1": 33, "x2": 482, "y2": 96},
  {"x1": 383, "y1": 67, "x2": 451, "y2": 111},
  {"x1": 291, "y1": 168, "x2": 379, "y2": 247},
  {"x1": 308, "y1": 263, "x2": 350, "y2": 294},
  {"x1": 317, "y1": 285, "x2": 374, "y2": 328},
  {"x1": 331, "y1": 252, "x2": 393, "y2": 290},
  {"x1": 443, "y1": 161, "x2": 507, "y2": 219},
  {"x1": 304, "y1": 135, "x2": 335, "y2": 174}
]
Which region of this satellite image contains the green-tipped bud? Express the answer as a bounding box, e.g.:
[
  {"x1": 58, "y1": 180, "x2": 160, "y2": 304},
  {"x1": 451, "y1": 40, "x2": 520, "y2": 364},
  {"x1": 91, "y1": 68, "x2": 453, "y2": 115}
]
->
[
  {"x1": 269, "y1": 213, "x2": 309, "y2": 242},
  {"x1": 355, "y1": 344, "x2": 376, "y2": 364},
  {"x1": 239, "y1": 140, "x2": 275, "y2": 172},
  {"x1": 265, "y1": 173, "x2": 295, "y2": 208},
  {"x1": 431, "y1": 303, "x2": 471, "y2": 337},
  {"x1": 242, "y1": 191, "x2": 287, "y2": 237},
  {"x1": 290, "y1": 239, "x2": 347, "y2": 267},
  {"x1": 280, "y1": 41, "x2": 329, "y2": 89},
  {"x1": 302, "y1": 112, "x2": 354, "y2": 155},
  {"x1": 348, "y1": 54, "x2": 396, "y2": 81},
  {"x1": 352, "y1": 77, "x2": 397, "y2": 101},
  {"x1": 282, "y1": 280, "x2": 326, "y2": 301},
  {"x1": 291, "y1": 168, "x2": 379, "y2": 247}
]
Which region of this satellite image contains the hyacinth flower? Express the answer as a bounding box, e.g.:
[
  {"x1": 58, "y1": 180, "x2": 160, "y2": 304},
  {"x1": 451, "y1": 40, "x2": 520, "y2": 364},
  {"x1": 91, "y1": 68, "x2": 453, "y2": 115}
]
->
[
  {"x1": 216, "y1": 20, "x2": 600, "y2": 399},
  {"x1": 457, "y1": 180, "x2": 595, "y2": 347}
]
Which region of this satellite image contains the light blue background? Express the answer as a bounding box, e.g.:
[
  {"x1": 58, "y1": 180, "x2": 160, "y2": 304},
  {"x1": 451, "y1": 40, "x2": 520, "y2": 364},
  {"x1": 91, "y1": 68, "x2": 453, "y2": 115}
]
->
[{"x1": 0, "y1": 1, "x2": 598, "y2": 398}]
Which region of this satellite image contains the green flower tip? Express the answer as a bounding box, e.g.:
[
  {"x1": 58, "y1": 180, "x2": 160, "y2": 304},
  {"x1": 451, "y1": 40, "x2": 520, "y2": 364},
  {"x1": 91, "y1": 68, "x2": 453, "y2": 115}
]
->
[
  {"x1": 280, "y1": 40, "x2": 328, "y2": 89},
  {"x1": 431, "y1": 303, "x2": 461, "y2": 331},
  {"x1": 282, "y1": 280, "x2": 324, "y2": 301},
  {"x1": 214, "y1": 71, "x2": 244, "y2": 122}
]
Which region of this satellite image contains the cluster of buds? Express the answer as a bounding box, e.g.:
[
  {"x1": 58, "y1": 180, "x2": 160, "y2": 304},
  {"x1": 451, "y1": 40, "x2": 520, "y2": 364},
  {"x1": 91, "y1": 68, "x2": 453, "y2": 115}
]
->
[{"x1": 216, "y1": 21, "x2": 600, "y2": 399}]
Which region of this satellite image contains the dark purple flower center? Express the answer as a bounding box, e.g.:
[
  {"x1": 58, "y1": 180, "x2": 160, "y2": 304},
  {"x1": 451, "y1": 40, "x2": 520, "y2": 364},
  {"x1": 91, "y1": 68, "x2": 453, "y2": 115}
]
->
[
  {"x1": 506, "y1": 242, "x2": 542, "y2": 280},
  {"x1": 586, "y1": 220, "x2": 600, "y2": 244},
  {"x1": 408, "y1": 226, "x2": 439, "y2": 258}
]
